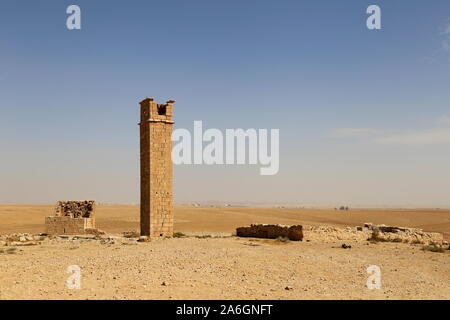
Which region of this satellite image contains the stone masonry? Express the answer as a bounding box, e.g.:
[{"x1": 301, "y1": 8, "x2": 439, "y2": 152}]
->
[
  {"x1": 301, "y1": 223, "x2": 444, "y2": 244},
  {"x1": 236, "y1": 223, "x2": 444, "y2": 245},
  {"x1": 45, "y1": 201, "x2": 97, "y2": 235},
  {"x1": 139, "y1": 98, "x2": 175, "y2": 238},
  {"x1": 236, "y1": 224, "x2": 304, "y2": 241}
]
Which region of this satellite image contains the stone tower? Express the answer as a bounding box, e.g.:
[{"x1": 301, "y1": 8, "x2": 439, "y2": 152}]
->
[{"x1": 139, "y1": 97, "x2": 175, "y2": 237}]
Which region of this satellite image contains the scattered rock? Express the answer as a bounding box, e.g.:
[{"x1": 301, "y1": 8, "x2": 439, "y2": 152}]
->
[
  {"x1": 302, "y1": 224, "x2": 444, "y2": 245},
  {"x1": 367, "y1": 224, "x2": 444, "y2": 245},
  {"x1": 85, "y1": 228, "x2": 105, "y2": 235},
  {"x1": 243, "y1": 242, "x2": 261, "y2": 247},
  {"x1": 138, "y1": 236, "x2": 150, "y2": 242}
]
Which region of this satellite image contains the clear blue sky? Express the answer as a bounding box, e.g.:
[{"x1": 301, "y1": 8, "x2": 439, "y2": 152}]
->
[{"x1": 1, "y1": 0, "x2": 450, "y2": 206}]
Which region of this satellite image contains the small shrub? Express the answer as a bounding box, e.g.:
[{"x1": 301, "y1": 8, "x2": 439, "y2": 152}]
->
[
  {"x1": 422, "y1": 243, "x2": 445, "y2": 253},
  {"x1": 195, "y1": 235, "x2": 212, "y2": 239},
  {"x1": 123, "y1": 231, "x2": 140, "y2": 238},
  {"x1": 121, "y1": 241, "x2": 137, "y2": 246},
  {"x1": 275, "y1": 236, "x2": 290, "y2": 243},
  {"x1": 173, "y1": 232, "x2": 187, "y2": 238},
  {"x1": 6, "y1": 248, "x2": 17, "y2": 254},
  {"x1": 368, "y1": 230, "x2": 387, "y2": 243}
]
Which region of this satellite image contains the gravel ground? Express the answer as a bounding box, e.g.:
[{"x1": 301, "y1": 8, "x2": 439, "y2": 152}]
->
[{"x1": 0, "y1": 236, "x2": 448, "y2": 300}]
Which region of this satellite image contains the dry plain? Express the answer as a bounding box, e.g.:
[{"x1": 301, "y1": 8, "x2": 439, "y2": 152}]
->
[{"x1": 0, "y1": 205, "x2": 449, "y2": 300}]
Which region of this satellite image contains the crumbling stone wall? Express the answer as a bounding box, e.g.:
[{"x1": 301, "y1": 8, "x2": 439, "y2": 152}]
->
[
  {"x1": 364, "y1": 223, "x2": 444, "y2": 244},
  {"x1": 303, "y1": 223, "x2": 444, "y2": 244},
  {"x1": 55, "y1": 200, "x2": 95, "y2": 218},
  {"x1": 139, "y1": 98, "x2": 175, "y2": 238},
  {"x1": 302, "y1": 225, "x2": 371, "y2": 242},
  {"x1": 236, "y1": 224, "x2": 303, "y2": 241},
  {"x1": 45, "y1": 201, "x2": 98, "y2": 235},
  {"x1": 236, "y1": 223, "x2": 444, "y2": 245}
]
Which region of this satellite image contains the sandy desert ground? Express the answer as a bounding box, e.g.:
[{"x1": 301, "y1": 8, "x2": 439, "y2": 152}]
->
[
  {"x1": 1, "y1": 205, "x2": 450, "y2": 239},
  {"x1": 0, "y1": 205, "x2": 449, "y2": 300}
]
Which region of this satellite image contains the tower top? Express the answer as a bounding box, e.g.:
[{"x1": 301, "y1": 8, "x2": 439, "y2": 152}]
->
[
  {"x1": 139, "y1": 97, "x2": 176, "y2": 105},
  {"x1": 139, "y1": 97, "x2": 175, "y2": 124},
  {"x1": 140, "y1": 97, "x2": 154, "y2": 104}
]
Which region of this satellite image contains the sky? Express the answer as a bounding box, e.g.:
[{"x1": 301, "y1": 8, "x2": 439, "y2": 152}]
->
[{"x1": 1, "y1": 0, "x2": 450, "y2": 207}]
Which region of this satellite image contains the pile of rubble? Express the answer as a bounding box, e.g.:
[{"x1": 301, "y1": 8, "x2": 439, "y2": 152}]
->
[
  {"x1": 0, "y1": 233, "x2": 44, "y2": 247},
  {"x1": 55, "y1": 200, "x2": 95, "y2": 218},
  {"x1": 0, "y1": 232, "x2": 143, "y2": 247},
  {"x1": 237, "y1": 223, "x2": 445, "y2": 245},
  {"x1": 304, "y1": 223, "x2": 445, "y2": 245},
  {"x1": 364, "y1": 223, "x2": 444, "y2": 244},
  {"x1": 302, "y1": 225, "x2": 370, "y2": 242}
]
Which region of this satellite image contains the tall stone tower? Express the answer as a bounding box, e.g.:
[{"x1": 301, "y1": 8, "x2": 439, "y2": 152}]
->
[{"x1": 139, "y1": 97, "x2": 175, "y2": 237}]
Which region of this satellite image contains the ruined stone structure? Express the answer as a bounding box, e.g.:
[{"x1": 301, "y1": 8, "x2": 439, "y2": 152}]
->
[
  {"x1": 139, "y1": 98, "x2": 175, "y2": 237},
  {"x1": 363, "y1": 223, "x2": 444, "y2": 244},
  {"x1": 236, "y1": 224, "x2": 304, "y2": 241},
  {"x1": 236, "y1": 223, "x2": 445, "y2": 244},
  {"x1": 45, "y1": 201, "x2": 98, "y2": 235}
]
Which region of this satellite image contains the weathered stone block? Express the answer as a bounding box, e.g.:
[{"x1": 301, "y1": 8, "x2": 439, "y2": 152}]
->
[{"x1": 236, "y1": 224, "x2": 303, "y2": 241}]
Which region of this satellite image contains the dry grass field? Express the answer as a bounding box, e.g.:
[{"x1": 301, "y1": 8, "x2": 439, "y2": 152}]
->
[{"x1": 0, "y1": 205, "x2": 449, "y2": 300}]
